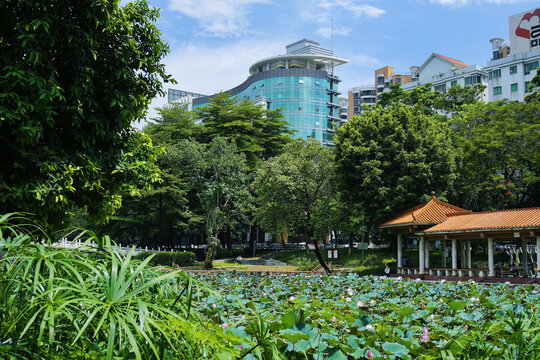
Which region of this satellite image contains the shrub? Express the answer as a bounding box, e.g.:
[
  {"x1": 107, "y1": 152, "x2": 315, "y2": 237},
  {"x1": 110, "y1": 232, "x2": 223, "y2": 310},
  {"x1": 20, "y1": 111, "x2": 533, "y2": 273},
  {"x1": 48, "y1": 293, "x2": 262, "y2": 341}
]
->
[{"x1": 135, "y1": 251, "x2": 196, "y2": 267}]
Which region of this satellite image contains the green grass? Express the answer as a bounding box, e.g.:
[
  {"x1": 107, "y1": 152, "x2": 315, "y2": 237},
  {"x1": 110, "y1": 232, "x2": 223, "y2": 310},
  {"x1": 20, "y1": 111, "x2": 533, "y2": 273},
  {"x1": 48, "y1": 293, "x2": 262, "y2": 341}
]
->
[{"x1": 273, "y1": 247, "x2": 509, "y2": 274}]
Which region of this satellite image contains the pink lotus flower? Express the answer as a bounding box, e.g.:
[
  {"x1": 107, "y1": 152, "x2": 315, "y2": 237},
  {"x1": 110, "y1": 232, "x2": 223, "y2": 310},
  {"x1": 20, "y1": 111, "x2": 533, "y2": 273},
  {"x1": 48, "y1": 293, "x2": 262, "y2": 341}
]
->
[
  {"x1": 212, "y1": 304, "x2": 216, "y2": 308},
  {"x1": 430, "y1": 314, "x2": 435, "y2": 320},
  {"x1": 289, "y1": 296, "x2": 295, "y2": 301},
  {"x1": 346, "y1": 297, "x2": 352, "y2": 302},
  {"x1": 241, "y1": 315, "x2": 245, "y2": 320},
  {"x1": 347, "y1": 288, "x2": 354, "y2": 296},
  {"x1": 421, "y1": 334, "x2": 429, "y2": 343},
  {"x1": 365, "y1": 324, "x2": 374, "y2": 331},
  {"x1": 367, "y1": 350, "x2": 374, "y2": 359},
  {"x1": 357, "y1": 301, "x2": 364, "y2": 307},
  {"x1": 221, "y1": 322, "x2": 229, "y2": 329},
  {"x1": 331, "y1": 316, "x2": 336, "y2": 322},
  {"x1": 239, "y1": 344, "x2": 243, "y2": 350},
  {"x1": 423, "y1": 327, "x2": 428, "y2": 335}
]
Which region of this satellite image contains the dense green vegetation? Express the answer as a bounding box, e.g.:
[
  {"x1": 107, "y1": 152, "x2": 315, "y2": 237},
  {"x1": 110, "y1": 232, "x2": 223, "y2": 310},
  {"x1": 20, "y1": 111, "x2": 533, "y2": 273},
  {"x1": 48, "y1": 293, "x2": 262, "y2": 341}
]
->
[
  {"x1": 193, "y1": 272, "x2": 540, "y2": 359},
  {"x1": 0, "y1": 0, "x2": 171, "y2": 231}
]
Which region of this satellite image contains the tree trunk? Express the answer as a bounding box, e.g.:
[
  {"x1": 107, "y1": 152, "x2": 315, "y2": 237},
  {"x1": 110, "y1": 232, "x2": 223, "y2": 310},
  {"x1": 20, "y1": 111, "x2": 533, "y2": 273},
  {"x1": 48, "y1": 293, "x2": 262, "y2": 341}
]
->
[
  {"x1": 226, "y1": 225, "x2": 232, "y2": 250},
  {"x1": 348, "y1": 233, "x2": 355, "y2": 255},
  {"x1": 312, "y1": 235, "x2": 331, "y2": 273},
  {"x1": 249, "y1": 224, "x2": 257, "y2": 257}
]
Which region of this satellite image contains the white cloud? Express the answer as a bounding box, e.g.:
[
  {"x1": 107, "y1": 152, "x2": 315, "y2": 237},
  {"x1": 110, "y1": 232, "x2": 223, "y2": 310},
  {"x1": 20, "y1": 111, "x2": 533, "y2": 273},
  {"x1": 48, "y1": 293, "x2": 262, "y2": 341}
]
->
[
  {"x1": 301, "y1": 1, "x2": 385, "y2": 38},
  {"x1": 166, "y1": 0, "x2": 271, "y2": 37},
  {"x1": 318, "y1": 0, "x2": 386, "y2": 18}
]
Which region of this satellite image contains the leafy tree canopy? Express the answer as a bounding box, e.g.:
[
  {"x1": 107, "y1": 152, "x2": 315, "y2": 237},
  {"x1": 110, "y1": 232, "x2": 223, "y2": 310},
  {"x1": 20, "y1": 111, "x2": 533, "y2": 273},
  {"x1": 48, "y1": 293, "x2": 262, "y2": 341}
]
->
[
  {"x1": 176, "y1": 138, "x2": 253, "y2": 265},
  {"x1": 378, "y1": 83, "x2": 485, "y2": 114},
  {"x1": 0, "y1": 0, "x2": 172, "y2": 231},
  {"x1": 195, "y1": 92, "x2": 294, "y2": 169},
  {"x1": 334, "y1": 103, "x2": 457, "y2": 227},
  {"x1": 450, "y1": 100, "x2": 540, "y2": 210},
  {"x1": 525, "y1": 67, "x2": 540, "y2": 103},
  {"x1": 253, "y1": 139, "x2": 335, "y2": 272},
  {"x1": 145, "y1": 103, "x2": 203, "y2": 146}
]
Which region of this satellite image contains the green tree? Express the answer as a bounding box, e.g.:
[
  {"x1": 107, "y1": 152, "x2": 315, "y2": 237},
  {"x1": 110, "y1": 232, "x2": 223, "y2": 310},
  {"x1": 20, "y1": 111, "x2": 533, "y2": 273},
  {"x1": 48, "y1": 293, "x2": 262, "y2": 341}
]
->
[
  {"x1": 253, "y1": 139, "x2": 335, "y2": 272},
  {"x1": 177, "y1": 138, "x2": 252, "y2": 266},
  {"x1": 378, "y1": 83, "x2": 485, "y2": 114},
  {"x1": 334, "y1": 104, "x2": 457, "y2": 229},
  {"x1": 196, "y1": 92, "x2": 294, "y2": 169},
  {"x1": 450, "y1": 101, "x2": 540, "y2": 210},
  {"x1": 0, "y1": 0, "x2": 172, "y2": 231},
  {"x1": 525, "y1": 67, "x2": 540, "y2": 103},
  {"x1": 145, "y1": 103, "x2": 203, "y2": 145}
]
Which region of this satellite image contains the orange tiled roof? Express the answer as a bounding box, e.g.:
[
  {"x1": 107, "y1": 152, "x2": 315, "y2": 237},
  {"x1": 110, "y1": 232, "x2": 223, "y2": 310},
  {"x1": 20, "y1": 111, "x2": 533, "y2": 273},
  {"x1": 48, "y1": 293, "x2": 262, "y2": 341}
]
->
[
  {"x1": 380, "y1": 197, "x2": 469, "y2": 228},
  {"x1": 423, "y1": 207, "x2": 540, "y2": 233},
  {"x1": 433, "y1": 53, "x2": 469, "y2": 68}
]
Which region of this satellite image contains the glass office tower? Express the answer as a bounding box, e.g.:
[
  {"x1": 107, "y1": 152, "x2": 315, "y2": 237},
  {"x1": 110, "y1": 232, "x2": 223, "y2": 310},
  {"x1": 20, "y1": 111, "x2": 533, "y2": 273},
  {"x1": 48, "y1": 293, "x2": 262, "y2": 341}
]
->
[{"x1": 170, "y1": 39, "x2": 348, "y2": 146}]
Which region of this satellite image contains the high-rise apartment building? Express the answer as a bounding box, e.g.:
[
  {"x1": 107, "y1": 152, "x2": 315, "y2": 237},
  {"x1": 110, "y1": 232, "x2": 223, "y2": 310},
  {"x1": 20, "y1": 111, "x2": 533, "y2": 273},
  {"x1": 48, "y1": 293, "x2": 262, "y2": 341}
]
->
[
  {"x1": 347, "y1": 85, "x2": 376, "y2": 120},
  {"x1": 375, "y1": 66, "x2": 413, "y2": 102},
  {"x1": 170, "y1": 39, "x2": 348, "y2": 146}
]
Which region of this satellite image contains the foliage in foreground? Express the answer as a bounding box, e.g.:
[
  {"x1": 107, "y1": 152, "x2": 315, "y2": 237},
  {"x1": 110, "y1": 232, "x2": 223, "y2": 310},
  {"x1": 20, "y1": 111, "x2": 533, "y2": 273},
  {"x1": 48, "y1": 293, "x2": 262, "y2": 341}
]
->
[{"x1": 0, "y1": 214, "x2": 248, "y2": 359}]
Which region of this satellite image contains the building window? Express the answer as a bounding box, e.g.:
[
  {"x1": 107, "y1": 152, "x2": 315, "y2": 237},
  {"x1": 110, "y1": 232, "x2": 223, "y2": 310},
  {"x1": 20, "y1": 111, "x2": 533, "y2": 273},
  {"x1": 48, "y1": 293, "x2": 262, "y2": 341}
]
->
[
  {"x1": 509, "y1": 65, "x2": 517, "y2": 75},
  {"x1": 260, "y1": 83, "x2": 264, "y2": 87},
  {"x1": 277, "y1": 80, "x2": 282, "y2": 85},
  {"x1": 493, "y1": 86, "x2": 502, "y2": 96},
  {"x1": 451, "y1": 80, "x2": 457, "y2": 87},
  {"x1": 525, "y1": 81, "x2": 531, "y2": 93},
  {"x1": 315, "y1": 80, "x2": 320, "y2": 86},
  {"x1": 434, "y1": 84, "x2": 446, "y2": 93},
  {"x1": 396, "y1": 77, "x2": 402, "y2": 84},
  {"x1": 488, "y1": 69, "x2": 501, "y2": 80},
  {"x1": 315, "y1": 107, "x2": 319, "y2": 112},
  {"x1": 377, "y1": 75, "x2": 384, "y2": 85},
  {"x1": 298, "y1": 106, "x2": 303, "y2": 111},
  {"x1": 524, "y1": 61, "x2": 539, "y2": 75},
  {"x1": 511, "y1": 83, "x2": 518, "y2": 92},
  {"x1": 465, "y1": 75, "x2": 481, "y2": 85}
]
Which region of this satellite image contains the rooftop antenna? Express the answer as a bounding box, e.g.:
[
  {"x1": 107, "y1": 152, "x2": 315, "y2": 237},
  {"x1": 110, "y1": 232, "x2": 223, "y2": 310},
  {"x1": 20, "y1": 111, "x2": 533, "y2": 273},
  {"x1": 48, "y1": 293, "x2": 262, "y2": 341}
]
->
[
  {"x1": 331, "y1": 18, "x2": 335, "y2": 76},
  {"x1": 331, "y1": 18, "x2": 334, "y2": 56}
]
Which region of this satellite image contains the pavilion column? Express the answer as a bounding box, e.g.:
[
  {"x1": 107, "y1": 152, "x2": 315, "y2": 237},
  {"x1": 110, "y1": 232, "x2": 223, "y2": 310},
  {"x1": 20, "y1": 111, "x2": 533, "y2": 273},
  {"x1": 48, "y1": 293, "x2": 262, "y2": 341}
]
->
[
  {"x1": 419, "y1": 236, "x2": 425, "y2": 275},
  {"x1": 452, "y1": 239, "x2": 457, "y2": 276},
  {"x1": 425, "y1": 240, "x2": 430, "y2": 271},
  {"x1": 466, "y1": 240, "x2": 472, "y2": 268},
  {"x1": 536, "y1": 236, "x2": 540, "y2": 279},
  {"x1": 488, "y1": 237, "x2": 495, "y2": 277},
  {"x1": 441, "y1": 240, "x2": 447, "y2": 268},
  {"x1": 522, "y1": 238, "x2": 528, "y2": 278},
  {"x1": 460, "y1": 240, "x2": 466, "y2": 269},
  {"x1": 397, "y1": 233, "x2": 403, "y2": 274}
]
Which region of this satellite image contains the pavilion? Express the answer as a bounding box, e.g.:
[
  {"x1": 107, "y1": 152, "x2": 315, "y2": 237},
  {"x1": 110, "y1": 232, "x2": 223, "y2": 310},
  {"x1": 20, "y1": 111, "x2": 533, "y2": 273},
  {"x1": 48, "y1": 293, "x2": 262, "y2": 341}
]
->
[{"x1": 380, "y1": 195, "x2": 540, "y2": 280}]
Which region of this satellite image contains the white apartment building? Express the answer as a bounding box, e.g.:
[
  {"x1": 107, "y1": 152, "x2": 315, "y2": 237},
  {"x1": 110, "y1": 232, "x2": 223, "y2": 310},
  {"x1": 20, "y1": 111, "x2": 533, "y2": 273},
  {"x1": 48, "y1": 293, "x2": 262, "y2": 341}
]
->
[{"x1": 401, "y1": 53, "x2": 489, "y2": 102}]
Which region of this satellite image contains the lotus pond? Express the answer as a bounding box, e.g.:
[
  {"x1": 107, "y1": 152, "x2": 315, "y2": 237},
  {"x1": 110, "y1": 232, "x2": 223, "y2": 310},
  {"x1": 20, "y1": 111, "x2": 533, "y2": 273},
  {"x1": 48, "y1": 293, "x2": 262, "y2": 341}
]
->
[{"x1": 191, "y1": 272, "x2": 540, "y2": 359}]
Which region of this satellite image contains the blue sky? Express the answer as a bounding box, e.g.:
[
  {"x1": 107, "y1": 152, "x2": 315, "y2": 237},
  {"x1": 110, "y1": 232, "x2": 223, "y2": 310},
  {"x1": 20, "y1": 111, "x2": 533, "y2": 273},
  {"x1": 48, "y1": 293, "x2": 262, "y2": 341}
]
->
[{"x1": 141, "y1": 0, "x2": 539, "y2": 124}]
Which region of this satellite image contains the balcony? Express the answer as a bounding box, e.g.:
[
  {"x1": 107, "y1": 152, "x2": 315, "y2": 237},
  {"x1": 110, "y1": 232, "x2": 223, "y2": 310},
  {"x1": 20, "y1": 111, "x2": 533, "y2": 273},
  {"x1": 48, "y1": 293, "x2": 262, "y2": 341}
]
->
[
  {"x1": 326, "y1": 101, "x2": 340, "y2": 108},
  {"x1": 327, "y1": 114, "x2": 341, "y2": 121},
  {"x1": 327, "y1": 73, "x2": 341, "y2": 82},
  {"x1": 326, "y1": 88, "x2": 341, "y2": 95}
]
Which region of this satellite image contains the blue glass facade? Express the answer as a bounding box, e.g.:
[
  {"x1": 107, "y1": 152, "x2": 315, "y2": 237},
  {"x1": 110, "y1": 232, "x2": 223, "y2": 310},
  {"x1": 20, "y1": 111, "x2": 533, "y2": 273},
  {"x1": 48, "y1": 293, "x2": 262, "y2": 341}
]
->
[{"x1": 192, "y1": 68, "x2": 342, "y2": 146}]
